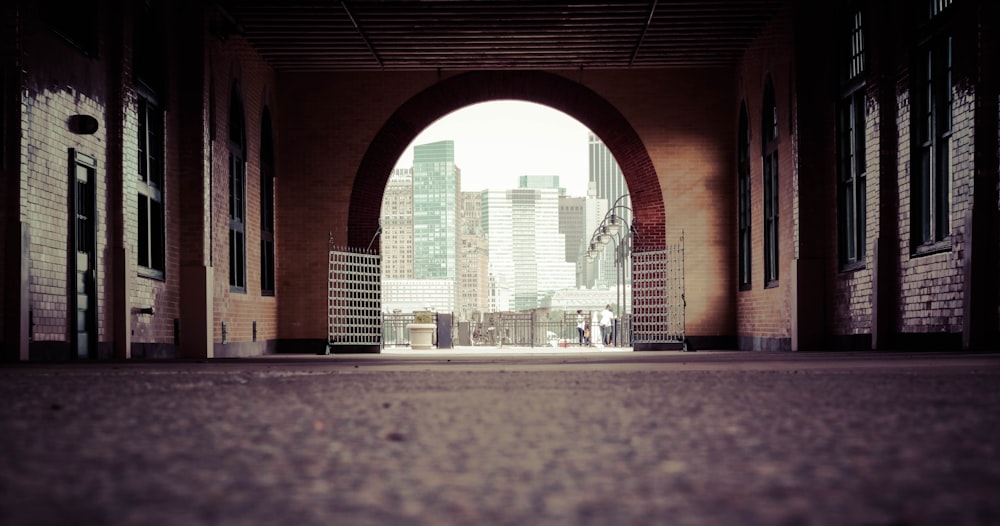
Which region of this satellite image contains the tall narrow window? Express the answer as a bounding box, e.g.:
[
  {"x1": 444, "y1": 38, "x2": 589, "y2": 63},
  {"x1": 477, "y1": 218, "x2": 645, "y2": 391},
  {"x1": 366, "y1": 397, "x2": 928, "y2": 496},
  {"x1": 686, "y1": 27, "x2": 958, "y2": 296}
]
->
[
  {"x1": 762, "y1": 78, "x2": 779, "y2": 286},
  {"x1": 837, "y1": 7, "x2": 867, "y2": 269},
  {"x1": 912, "y1": 1, "x2": 953, "y2": 252},
  {"x1": 737, "y1": 102, "x2": 752, "y2": 290},
  {"x1": 229, "y1": 84, "x2": 247, "y2": 292},
  {"x1": 135, "y1": 0, "x2": 166, "y2": 279},
  {"x1": 260, "y1": 108, "x2": 276, "y2": 296},
  {"x1": 137, "y1": 96, "x2": 165, "y2": 278}
]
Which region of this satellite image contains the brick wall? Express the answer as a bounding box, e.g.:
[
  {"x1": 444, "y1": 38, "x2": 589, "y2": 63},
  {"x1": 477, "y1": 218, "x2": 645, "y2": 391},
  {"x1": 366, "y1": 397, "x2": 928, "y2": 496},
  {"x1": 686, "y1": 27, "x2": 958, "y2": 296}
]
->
[
  {"x1": 734, "y1": 5, "x2": 796, "y2": 350},
  {"x1": 205, "y1": 33, "x2": 280, "y2": 356},
  {"x1": 19, "y1": 5, "x2": 112, "y2": 359}
]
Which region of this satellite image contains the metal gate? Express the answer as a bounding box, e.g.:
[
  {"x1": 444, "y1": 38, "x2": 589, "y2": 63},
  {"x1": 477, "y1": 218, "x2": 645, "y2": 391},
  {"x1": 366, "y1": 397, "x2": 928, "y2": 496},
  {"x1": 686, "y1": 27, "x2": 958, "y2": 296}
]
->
[
  {"x1": 327, "y1": 246, "x2": 381, "y2": 352},
  {"x1": 631, "y1": 234, "x2": 686, "y2": 350}
]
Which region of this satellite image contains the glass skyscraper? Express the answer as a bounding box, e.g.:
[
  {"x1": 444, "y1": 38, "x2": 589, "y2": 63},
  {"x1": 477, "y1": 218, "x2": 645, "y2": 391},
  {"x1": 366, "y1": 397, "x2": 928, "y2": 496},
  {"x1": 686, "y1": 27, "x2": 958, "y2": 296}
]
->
[{"x1": 412, "y1": 140, "x2": 459, "y2": 281}]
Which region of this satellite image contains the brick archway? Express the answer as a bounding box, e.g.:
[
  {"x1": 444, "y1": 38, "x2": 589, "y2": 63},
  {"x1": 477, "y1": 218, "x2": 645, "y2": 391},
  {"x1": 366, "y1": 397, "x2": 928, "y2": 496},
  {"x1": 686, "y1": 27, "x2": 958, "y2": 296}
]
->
[{"x1": 348, "y1": 70, "x2": 665, "y2": 251}]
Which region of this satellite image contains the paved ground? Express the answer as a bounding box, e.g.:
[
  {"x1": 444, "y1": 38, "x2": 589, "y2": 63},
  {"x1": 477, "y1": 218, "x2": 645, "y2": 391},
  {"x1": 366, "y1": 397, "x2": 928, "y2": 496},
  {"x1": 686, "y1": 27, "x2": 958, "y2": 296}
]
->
[{"x1": 1, "y1": 350, "x2": 999, "y2": 525}]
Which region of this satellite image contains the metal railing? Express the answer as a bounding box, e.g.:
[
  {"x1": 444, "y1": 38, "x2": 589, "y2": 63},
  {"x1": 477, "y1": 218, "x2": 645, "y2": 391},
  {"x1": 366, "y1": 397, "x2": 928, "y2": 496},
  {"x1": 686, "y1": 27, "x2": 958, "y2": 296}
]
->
[{"x1": 380, "y1": 311, "x2": 635, "y2": 349}]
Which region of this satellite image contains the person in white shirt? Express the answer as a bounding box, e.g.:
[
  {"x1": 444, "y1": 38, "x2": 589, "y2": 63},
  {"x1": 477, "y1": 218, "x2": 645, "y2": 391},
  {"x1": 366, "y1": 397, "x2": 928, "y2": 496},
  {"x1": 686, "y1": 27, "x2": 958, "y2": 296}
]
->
[{"x1": 599, "y1": 304, "x2": 615, "y2": 346}]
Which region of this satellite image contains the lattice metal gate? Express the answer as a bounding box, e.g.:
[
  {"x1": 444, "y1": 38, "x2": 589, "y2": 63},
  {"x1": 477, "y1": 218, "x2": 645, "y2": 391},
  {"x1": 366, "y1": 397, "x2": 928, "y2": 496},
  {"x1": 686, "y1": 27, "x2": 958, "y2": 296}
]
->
[
  {"x1": 631, "y1": 234, "x2": 686, "y2": 350},
  {"x1": 327, "y1": 247, "x2": 381, "y2": 353}
]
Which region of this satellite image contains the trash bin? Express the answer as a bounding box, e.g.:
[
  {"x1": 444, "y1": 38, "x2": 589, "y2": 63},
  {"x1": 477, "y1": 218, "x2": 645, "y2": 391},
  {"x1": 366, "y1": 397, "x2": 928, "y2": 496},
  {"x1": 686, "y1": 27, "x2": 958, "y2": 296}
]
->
[{"x1": 436, "y1": 313, "x2": 453, "y2": 349}]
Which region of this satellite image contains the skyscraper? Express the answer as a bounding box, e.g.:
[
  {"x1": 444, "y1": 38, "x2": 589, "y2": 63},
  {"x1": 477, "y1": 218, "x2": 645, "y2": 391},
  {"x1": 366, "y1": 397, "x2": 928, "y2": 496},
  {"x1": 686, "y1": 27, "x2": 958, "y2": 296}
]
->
[
  {"x1": 458, "y1": 192, "x2": 489, "y2": 321},
  {"x1": 380, "y1": 168, "x2": 413, "y2": 280},
  {"x1": 588, "y1": 133, "x2": 630, "y2": 290},
  {"x1": 412, "y1": 140, "x2": 460, "y2": 281},
  {"x1": 589, "y1": 132, "x2": 631, "y2": 219},
  {"x1": 482, "y1": 177, "x2": 576, "y2": 312}
]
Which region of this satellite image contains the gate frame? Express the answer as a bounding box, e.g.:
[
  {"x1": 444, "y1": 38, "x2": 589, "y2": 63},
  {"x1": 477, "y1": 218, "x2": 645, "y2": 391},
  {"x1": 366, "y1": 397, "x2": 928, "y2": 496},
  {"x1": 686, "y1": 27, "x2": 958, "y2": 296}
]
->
[
  {"x1": 631, "y1": 233, "x2": 687, "y2": 351},
  {"x1": 326, "y1": 245, "x2": 382, "y2": 354}
]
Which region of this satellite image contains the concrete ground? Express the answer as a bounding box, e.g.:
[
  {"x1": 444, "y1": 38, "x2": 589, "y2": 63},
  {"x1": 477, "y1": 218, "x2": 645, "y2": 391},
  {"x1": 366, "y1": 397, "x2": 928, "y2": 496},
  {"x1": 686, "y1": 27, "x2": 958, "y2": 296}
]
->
[{"x1": 1, "y1": 349, "x2": 999, "y2": 526}]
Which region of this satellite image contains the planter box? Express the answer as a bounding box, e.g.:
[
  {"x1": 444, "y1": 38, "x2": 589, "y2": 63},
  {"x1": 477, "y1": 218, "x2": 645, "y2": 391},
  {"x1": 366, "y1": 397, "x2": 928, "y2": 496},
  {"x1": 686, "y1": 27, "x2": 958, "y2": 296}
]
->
[{"x1": 406, "y1": 323, "x2": 437, "y2": 350}]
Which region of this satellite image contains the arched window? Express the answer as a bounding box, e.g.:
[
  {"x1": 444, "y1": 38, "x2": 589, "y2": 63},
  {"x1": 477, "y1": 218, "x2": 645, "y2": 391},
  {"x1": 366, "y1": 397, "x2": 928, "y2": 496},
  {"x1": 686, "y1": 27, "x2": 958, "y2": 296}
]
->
[
  {"x1": 229, "y1": 83, "x2": 247, "y2": 292},
  {"x1": 260, "y1": 107, "x2": 276, "y2": 295},
  {"x1": 762, "y1": 77, "x2": 779, "y2": 286},
  {"x1": 737, "y1": 102, "x2": 751, "y2": 290}
]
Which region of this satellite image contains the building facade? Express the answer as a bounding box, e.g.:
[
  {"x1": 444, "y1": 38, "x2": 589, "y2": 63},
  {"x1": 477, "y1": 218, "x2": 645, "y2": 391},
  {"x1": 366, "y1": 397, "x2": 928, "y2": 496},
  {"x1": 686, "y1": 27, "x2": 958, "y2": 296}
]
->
[
  {"x1": 380, "y1": 168, "x2": 414, "y2": 280},
  {"x1": 458, "y1": 192, "x2": 489, "y2": 321},
  {"x1": 412, "y1": 140, "x2": 460, "y2": 281}
]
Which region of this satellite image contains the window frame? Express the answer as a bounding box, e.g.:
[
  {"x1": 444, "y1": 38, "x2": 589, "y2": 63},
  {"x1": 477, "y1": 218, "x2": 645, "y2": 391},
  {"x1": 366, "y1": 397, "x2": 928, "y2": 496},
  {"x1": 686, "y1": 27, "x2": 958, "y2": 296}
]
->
[
  {"x1": 910, "y1": 1, "x2": 954, "y2": 255},
  {"x1": 136, "y1": 92, "x2": 166, "y2": 280},
  {"x1": 229, "y1": 84, "x2": 247, "y2": 293},
  {"x1": 836, "y1": 6, "x2": 868, "y2": 272},
  {"x1": 260, "y1": 108, "x2": 276, "y2": 296},
  {"x1": 737, "y1": 102, "x2": 752, "y2": 290},
  {"x1": 761, "y1": 78, "x2": 780, "y2": 288}
]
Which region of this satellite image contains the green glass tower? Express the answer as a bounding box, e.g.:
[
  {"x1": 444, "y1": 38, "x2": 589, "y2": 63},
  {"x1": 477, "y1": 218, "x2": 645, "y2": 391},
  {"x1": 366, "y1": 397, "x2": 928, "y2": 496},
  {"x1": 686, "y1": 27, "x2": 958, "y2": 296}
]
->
[{"x1": 412, "y1": 140, "x2": 459, "y2": 280}]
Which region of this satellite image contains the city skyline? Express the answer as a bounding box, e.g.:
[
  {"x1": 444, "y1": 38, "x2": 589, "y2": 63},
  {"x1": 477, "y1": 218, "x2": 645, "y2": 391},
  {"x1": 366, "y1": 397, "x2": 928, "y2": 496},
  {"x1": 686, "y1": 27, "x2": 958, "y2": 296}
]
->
[
  {"x1": 393, "y1": 100, "x2": 592, "y2": 196},
  {"x1": 382, "y1": 131, "x2": 629, "y2": 318}
]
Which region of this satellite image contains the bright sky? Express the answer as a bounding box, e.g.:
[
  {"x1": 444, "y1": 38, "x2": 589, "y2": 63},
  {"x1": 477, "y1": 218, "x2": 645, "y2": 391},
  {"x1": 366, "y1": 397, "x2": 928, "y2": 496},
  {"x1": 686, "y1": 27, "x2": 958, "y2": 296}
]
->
[{"x1": 393, "y1": 100, "x2": 592, "y2": 196}]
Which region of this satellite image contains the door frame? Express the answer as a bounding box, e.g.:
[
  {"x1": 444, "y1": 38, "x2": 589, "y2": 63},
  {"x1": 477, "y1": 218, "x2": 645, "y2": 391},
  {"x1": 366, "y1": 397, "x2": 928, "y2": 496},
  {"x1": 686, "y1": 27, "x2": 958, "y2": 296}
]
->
[{"x1": 69, "y1": 149, "x2": 98, "y2": 359}]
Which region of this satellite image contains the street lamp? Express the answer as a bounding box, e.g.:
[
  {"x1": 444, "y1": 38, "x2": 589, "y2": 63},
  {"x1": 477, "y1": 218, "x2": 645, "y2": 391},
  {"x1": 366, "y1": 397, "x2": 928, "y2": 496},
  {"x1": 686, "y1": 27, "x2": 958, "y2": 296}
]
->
[{"x1": 584, "y1": 194, "x2": 635, "y2": 346}]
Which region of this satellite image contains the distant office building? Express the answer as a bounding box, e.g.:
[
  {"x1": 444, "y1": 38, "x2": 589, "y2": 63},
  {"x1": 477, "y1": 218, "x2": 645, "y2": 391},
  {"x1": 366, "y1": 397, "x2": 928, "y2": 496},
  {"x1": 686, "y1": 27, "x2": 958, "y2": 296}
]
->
[
  {"x1": 382, "y1": 279, "x2": 455, "y2": 314},
  {"x1": 589, "y1": 133, "x2": 630, "y2": 218},
  {"x1": 412, "y1": 140, "x2": 460, "y2": 281},
  {"x1": 483, "y1": 184, "x2": 576, "y2": 312},
  {"x1": 559, "y1": 195, "x2": 586, "y2": 264},
  {"x1": 380, "y1": 168, "x2": 413, "y2": 280},
  {"x1": 579, "y1": 182, "x2": 609, "y2": 289},
  {"x1": 481, "y1": 189, "x2": 514, "y2": 311},
  {"x1": 458, "y1": 192, "x2": 489, "y2": 321},
  {"x1": 588, "y1": 133, "x2": 630, "y2": 290},
  {"x1": 518, "y1": 175, "x2": 565, "y2": 195}
]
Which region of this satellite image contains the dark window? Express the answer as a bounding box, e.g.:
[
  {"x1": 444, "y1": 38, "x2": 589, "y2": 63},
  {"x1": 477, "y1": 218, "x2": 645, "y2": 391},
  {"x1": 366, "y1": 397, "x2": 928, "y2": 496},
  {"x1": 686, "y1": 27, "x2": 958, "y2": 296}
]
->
[
  {"x1": 44, "y1": 0, "x2": 99, "y2": 56},
  {"x1": 837, "y1": 7, "x2": 867, "y2": 270},
  {"x1": 229, "y1": 83, "x2": 247, "y2": 292},
  {"x1": 762, "y1": 78, "x2": 779, "y2": 286},
  {"x1": 134, "y1": 0, "x2": 165, "y2": 94},
  {"x1": 912, "y1": 1, "x2": 953, "y2": 253},
  {"x1": 137, "y1": 96, "x2": 165, "y2": 278},
  {"x1": 260, "y1": 108, "x2": 276, "y2": 296},
  {"x1": 2, "y1": 67, "x2": 7, "y2": 170},
  {"x1": 737, "y1": 102, "x2": 752, "y2": 290}
]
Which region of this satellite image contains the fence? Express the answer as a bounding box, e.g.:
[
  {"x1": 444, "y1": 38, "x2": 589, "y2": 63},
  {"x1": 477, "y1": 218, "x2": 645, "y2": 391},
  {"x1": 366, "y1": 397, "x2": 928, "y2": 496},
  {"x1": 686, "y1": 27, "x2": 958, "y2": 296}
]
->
[{"x1": 462, "y1": 311, "x2": 634, "y2": 348}]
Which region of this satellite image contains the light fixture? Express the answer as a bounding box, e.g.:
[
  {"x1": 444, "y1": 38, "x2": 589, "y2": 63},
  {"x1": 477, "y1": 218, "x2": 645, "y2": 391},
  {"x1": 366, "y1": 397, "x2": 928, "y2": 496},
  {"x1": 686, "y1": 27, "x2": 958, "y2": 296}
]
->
[{"x1": 605, "y1": 215, "x2": 621, "y2": 236}]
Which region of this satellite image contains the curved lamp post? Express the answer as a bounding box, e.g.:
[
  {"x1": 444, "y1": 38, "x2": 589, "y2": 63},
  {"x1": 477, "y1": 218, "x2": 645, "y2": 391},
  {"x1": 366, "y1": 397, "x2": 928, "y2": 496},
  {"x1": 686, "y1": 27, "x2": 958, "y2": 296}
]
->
[{"x1": 585, "y1": 195, "x2": 634, "y2": 346}]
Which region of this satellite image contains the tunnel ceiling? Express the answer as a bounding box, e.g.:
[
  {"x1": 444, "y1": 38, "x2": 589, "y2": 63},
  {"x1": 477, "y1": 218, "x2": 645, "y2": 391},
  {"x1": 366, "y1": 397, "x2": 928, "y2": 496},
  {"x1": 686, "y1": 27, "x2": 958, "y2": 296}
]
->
[{"x1": 219, "y1": 1, "x2": 786, "y2": 71}]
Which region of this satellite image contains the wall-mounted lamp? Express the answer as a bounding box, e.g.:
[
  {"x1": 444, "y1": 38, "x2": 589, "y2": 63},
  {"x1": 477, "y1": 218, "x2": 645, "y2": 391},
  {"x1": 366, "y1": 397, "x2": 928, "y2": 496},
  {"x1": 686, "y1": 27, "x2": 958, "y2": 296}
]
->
[{"x1": 68, "y1": 114, "x2": 99, "y2": 135}]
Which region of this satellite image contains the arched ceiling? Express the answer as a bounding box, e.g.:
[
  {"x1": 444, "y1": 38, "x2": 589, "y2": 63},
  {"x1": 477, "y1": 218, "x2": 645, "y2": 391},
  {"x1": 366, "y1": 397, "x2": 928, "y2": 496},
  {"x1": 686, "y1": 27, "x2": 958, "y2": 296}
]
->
[{"x1": 218, "y1": 1, "x2": 786, "y2": 72}]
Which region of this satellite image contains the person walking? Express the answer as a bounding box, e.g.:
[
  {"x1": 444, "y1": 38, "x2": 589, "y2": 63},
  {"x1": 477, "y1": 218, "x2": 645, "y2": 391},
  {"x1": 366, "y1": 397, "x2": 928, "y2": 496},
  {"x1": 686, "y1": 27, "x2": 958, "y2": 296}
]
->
[
  {"x1": 600, "y1": 304, "x2": 615, "y2": 347},
  {"x1": 576, "y1": 310, "x2": 587, "y2": 346}
]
